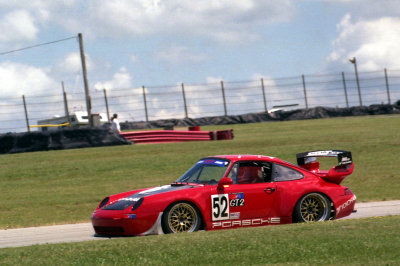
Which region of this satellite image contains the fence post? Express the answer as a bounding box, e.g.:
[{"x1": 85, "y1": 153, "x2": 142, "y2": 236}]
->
[
  {"x1": 302, "y1": 75, "x2": 309, "y2": 109},
  {"x1": 261, "y1": 78, "x2": 268, "y2": 112},
  {"x1": 181, "y1": 83, "x2": 188, "y2": 118},
  {"x1": 103, "y1": 88, "x2": 110, "y2": 122},
  {"x1": 384, "y1": 68, "x2": 391, "y2": 105},
  {"x1": 220, "y1": 81, "x2": 228, "y2": 116},
  {"x1": 341, "y1": 72, "x2": 349, "y2": 108},
  {"x1": 142, "y1": 86, "x2": 149, "y2": 122},
  {"x1": 350, "y1": 57, "x2": 362, "y2": 106},
  {"x1": 22, "y1": 95, "x2": 30, "y2": 132},
  {"x1": 78, "y1": 33, "x2": 93, "y2": 127},
  {"x1": 62, "y1": 82, "x2": 71, "y2": 126}
]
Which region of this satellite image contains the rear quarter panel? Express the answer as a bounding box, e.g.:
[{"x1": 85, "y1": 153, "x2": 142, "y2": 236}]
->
[{"x1": 272, "y1": 172, "x2": 351, "y2": 219}]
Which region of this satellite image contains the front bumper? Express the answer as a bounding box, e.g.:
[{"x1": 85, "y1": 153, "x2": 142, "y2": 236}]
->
[{"x1": 91, "y1": 210, "x2": 163, "y2": 236}]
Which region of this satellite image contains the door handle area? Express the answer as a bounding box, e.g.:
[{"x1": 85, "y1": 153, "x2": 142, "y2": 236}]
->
[{"x1": 264, "y1": 188, "x2": 276, "y2": 193}]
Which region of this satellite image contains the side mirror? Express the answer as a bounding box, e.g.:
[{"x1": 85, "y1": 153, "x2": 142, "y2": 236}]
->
[{"x1": 217, "y1": 177, "x2": 233, "y2": 190}]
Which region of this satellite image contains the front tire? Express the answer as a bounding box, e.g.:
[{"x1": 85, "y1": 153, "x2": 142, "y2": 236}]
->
[
  {"x1": 162, "y1": 202, "x2": 202, "y2": 233},
  {"x1": 293, "y1": 193, "x2": 331, "y2": 222}
]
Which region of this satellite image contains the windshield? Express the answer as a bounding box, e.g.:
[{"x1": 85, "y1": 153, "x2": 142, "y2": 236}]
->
[{"x1": 176, "y1": 158, "x2": 230, "y2": 184}]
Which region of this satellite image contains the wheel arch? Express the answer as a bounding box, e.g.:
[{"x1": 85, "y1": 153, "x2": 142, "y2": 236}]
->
[
  {"x1": 291, "y1": 191, "x2": 334, "y2": 222},
  {"x1": 161, "y1": 200, "x2": 205, "y2": 232}
]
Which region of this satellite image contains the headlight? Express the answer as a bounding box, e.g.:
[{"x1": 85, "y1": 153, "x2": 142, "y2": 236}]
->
[
  {"x1": 131, "y1": 198, "x2": 144, "y2": 211},
  {"x1": 100, "y1": 197, "x2": 144, "y2": 210},
  {"x1": 98, "y1": 197, "x2": 109, "y2": 209}
]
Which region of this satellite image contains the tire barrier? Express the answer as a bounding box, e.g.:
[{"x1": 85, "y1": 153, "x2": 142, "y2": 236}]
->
[
  {"x1": 121, "y1": 104, "x2": 400, "y2": 130},
  {"x1": 1, "y1": 104, "x2": 398, "y2": 154},
  {"x1": 0, "y1": 127, "x2": 131, "y2": 154}
]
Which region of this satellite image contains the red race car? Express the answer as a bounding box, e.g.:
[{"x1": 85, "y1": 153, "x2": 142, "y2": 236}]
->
[{"x1": 92, "y1": 150, "x2": 356, "y2": 236}]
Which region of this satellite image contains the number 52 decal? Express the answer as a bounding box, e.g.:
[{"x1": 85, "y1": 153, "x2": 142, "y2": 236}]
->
[{"x1": 211, "y1": 194, "x2": 230, "y2": 221}]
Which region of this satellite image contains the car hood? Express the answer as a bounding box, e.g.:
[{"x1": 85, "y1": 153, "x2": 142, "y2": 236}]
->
[
  {"x1": 135, "y1": 183, "x2": 201, "y2": 197},
  {"x1": 102, "y1": 183, "x2": 202, "y2": 210}
]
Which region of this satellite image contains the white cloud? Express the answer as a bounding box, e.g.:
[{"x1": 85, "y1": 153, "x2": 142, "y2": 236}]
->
[
  {"x1": 83, "y1": 0, "x2": 294, "y2": 43},
  {"x1": 327, "y1": 14, "x2": 400, "y2": 71},
  {"x1": 63, "y1": 52, "x2": 83, "y2": 73},
  {"x1": 155, "y1": 46, "x2": 208, "y2": 64},
  {"x1": 0, "y1": 1, "x2": 80, "y2": 46},
  {"x1": 94, "y1": 67, "x2": 132, "y2": 90},
  {"x1": 49, "y1": 52, "x2": 95, "y2": 93},
  {"x1": 0, "y1": 1, "x2": 295, "y2": 48},
  {"x1": 0, "y1": 1, "x2": 76, "y2": 22},
  {"x1": 61, "y1": 52, "x2": 93, "y2": 73},
  {"x1": 242, "y1": 74, "x2": 283, "y2": 111},
  {"x1": 130, "y1": 55, "x2": 139, "y2": 63},
  {"x1": 0, "y1": 62, "x2": 56, "y2": 97},
  {"x1": 206, "y1": 76, "x2": 224, "y2": 84},
  {"x1": 0, "y1": 10, "x2": 38, "y2": 44}
]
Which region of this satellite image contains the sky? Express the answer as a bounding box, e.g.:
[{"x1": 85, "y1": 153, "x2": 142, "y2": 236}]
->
[{"x1": 1, "y1": 0, "x2": 400, "y2": 131}]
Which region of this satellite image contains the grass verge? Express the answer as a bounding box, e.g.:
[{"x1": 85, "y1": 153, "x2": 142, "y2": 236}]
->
[
  {"x1": 0, "y1": 115, "x2": 399, "y2": 228},
  {"x1": 1, "y1": 216, "x2": 399, "y2": 265}
]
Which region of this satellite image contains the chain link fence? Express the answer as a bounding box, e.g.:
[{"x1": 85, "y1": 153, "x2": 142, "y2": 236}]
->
[{"x1": 1, "y1": 68, "x2": 400, "y2": 133}]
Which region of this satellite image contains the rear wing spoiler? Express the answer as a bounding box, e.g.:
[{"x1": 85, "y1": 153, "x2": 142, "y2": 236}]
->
[
  {"x1": 296, "y1": 150, "x2": 353, "y2": 184},
  {"x1": 296, "y1": 150, "x2": 352, "y2": 166}
]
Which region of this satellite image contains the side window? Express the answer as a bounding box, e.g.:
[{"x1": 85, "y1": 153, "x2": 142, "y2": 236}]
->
[
  {"x1": 229, "y1": 161, "x2": 272, "y2": 184},
  {"x1": 227, "y1": 163, "x2": 239, "y2": 184},
  {"x1": 272, "y1": 163, "x2": 303, "y2": 182}
]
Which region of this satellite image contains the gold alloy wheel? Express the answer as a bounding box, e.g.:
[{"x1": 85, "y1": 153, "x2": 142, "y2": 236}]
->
[
  {"x1": 299, "y1": 193, "x2": 329, "y2": 222},
  {"x1": 167, "y1": 203, "x2": 199, "y2": 233}
]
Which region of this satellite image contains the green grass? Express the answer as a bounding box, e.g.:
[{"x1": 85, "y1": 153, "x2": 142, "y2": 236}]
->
[
  {"x1": 1, "y1": 216, "x2": 400, "y2": 265},
  {"x1": 1, "y1": 115, "x2": 400, "y2": 229}
]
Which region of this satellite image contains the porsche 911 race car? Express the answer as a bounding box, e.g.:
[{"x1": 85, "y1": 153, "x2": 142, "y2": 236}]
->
[{"x1": 91, "y1": 150, "x2": 356, "y2": 236}]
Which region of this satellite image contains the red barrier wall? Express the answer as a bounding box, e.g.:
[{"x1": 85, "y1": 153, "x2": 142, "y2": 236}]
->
[{"x1": 120, "y1": 129, "x2": 233, "y2": 144}]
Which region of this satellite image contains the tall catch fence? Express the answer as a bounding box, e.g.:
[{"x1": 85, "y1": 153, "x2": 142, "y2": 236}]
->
[{"x1": 1, "y1": 69, "x2": 400, "y2": 133}]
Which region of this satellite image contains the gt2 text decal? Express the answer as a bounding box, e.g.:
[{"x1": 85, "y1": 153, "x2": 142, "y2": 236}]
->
[
  {"x1": 211, "y1": 194, "x2": 230, "y2": 221},
  {"x1": 229, "y1": 192, "x2": 245, "y2": 207},
  {"x1": 230, "y1": 199, "x2": 244, "y2": 207}
]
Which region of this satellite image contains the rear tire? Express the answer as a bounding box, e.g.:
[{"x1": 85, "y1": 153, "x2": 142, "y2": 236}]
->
[
  {"x1": 293, "y1": 193, "x2": 331, "y2": 222},
  {"x1": 162, "y1": 202, "x2": 202, "y2": 233}
]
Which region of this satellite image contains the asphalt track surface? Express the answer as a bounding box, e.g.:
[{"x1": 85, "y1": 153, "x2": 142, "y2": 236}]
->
[{"x1": 1, "y1": 200, "x2": 400, "y2": 249}]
